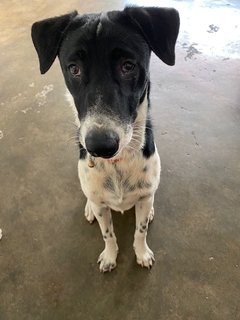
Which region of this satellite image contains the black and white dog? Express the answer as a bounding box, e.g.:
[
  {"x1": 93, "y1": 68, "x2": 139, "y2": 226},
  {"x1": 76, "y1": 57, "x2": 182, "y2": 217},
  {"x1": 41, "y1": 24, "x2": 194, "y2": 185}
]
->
[{"x1": 31, "y1": 7, "x2": 180, "y2": 272}]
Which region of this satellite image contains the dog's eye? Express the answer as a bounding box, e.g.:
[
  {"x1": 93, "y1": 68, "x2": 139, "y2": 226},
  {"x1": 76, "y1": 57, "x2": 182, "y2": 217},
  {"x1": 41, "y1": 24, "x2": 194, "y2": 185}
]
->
[
  {"x1": 121, "y1": 61, "x2": 135, "y2": 74},
  {"x1": 69, "y1": 64, "x2": 81, "y2": 77}
]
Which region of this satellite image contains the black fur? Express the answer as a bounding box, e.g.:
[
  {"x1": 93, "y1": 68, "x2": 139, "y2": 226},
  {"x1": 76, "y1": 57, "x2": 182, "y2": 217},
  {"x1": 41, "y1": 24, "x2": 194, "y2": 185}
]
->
[
  {"x1": 31, "y1": 11, "x2": 78, "y2": 74},
  {"x1": 31, "y1": 7, "x2": 179, "y2": 159},
  {"x1": 79, "y1": 144, "x2": 87, "y2": 160},
  {"x1": 141, "y1": 82, "x2": 156, "y2": 158}
]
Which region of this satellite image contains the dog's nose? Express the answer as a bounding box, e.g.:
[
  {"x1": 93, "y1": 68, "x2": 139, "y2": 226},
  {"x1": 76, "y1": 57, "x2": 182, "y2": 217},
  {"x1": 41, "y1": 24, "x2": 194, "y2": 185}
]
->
[{"x1": 85, "y1": 129, "x2": 119, "y2": 158}]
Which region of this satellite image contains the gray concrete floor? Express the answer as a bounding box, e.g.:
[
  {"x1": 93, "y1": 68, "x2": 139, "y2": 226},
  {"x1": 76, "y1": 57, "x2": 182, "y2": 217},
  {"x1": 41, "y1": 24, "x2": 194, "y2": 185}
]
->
[{"x1": 0, "y1": 0, "x2": 240, "y2": 319}]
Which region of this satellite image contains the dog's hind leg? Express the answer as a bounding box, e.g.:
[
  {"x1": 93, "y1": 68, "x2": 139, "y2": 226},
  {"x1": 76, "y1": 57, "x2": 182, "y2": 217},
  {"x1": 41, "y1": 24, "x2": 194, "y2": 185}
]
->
[
  {"x1": 88, "y1": 201, "x2": 119, "y2": 272},
  {"x1": 134, "y1": 195, "x2": 155, "y2": 269}
]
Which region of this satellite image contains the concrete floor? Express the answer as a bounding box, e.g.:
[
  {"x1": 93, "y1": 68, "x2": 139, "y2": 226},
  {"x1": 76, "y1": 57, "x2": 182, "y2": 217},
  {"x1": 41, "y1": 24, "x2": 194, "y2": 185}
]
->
[{"x1": 0, "y1": 0, "x2": 240, "y2": 319}]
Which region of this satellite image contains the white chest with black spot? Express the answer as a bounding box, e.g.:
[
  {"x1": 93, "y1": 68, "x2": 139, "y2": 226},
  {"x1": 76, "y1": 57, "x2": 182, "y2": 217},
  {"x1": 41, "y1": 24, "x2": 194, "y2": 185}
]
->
[{"x1": 78, "y1": 149, "x2": 161, "y2": 213}]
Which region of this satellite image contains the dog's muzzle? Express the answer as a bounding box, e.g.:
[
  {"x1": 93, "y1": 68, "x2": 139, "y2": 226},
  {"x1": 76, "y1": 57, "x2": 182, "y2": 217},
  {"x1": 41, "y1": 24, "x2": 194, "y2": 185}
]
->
[{"x1": 85, "y1": 129, "x2": 119, "y2": 159}]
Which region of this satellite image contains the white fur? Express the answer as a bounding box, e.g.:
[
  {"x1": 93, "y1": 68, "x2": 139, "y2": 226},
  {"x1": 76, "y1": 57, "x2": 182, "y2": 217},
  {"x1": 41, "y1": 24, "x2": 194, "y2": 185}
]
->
[
  {"x1": 78, "y1": 148, "x2": 160, "y2": 213},
  {"x1": 66, "y1": 90, "x2": 161, "y2": 272},
  {"x1": 65, "y1": 90, "x2": 80, "y2": 127}
]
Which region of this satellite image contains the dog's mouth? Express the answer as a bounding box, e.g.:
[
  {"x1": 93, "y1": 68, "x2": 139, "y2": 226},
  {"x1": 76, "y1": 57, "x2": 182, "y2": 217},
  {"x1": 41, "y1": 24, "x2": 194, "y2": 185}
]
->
[
  {"x1": 87, "y1": 149, "x2": 122, "y2": 168},
  {"x1": 101, "y1": 153, "x2": 118, "y2": 159},
  {"x1": 90, "y1": 152, "x2": 119, "y2": 160},
  {"x1": 87, "y1": 145, "x2": 121, "y2": 160}
]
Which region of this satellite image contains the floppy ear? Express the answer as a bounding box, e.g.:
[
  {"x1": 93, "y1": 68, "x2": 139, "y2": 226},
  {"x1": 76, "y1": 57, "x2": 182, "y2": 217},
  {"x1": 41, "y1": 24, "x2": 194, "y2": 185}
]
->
[
  {"x1": 31, "y1": 11, "x2": 78, "y2": 74},
  {"x1": 124, "y1": 7, "x2": 180, "y2": 66}
]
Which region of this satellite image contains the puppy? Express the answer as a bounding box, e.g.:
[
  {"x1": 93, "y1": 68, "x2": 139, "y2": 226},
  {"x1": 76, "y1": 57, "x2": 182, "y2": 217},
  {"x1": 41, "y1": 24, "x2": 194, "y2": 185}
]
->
[{"x1": 31, "y1": 7, "x2": 180, "y2": 272}]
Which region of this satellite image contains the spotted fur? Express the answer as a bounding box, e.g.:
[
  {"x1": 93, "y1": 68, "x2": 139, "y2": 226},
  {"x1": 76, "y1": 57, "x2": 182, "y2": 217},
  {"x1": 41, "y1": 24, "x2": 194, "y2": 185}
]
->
[{"x1": 31, "y1": 6, "x2": 179, "y2": 272}]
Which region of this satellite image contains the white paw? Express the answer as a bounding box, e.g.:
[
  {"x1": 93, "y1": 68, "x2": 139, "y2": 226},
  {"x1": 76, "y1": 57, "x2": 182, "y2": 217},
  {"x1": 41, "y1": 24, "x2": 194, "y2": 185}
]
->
[
  {"x1": 84, "y1": 201, "x2": 95, "y2": 224},
  {"x1": 97, "y1": 248, "x2": 118, "y2": 273},
  {"x1": 149, "y1": 207, "x2": 154, "y2": 223},
  {"x1": 135, "y1": 245, "x2": 155, "y2": 269}
]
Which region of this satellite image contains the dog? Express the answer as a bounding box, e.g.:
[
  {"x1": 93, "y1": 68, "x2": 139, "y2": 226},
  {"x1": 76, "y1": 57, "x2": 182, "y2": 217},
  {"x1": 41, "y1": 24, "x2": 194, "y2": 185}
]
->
[{"x1": 31, "y1": 6, "x2": 180, "y2": 272}]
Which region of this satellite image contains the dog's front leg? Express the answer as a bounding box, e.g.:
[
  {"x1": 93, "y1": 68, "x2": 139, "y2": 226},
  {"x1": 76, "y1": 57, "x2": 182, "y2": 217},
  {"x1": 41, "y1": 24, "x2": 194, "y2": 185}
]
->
[
  {"x1": 89, "y1": 201, "x2": 118, "y2": 272},
  {"x1": 134, "y1": 196, "x2": 155, "y2": 268}
]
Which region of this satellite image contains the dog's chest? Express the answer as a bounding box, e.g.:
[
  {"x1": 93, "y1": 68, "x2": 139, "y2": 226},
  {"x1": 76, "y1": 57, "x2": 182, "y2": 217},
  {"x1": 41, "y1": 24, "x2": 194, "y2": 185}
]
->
[{"x1": 78, "y1": 151, "x2": 160, "y2": 212}]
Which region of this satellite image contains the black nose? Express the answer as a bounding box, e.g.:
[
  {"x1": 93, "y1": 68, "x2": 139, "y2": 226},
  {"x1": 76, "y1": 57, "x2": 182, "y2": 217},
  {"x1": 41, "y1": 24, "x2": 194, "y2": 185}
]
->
[{"x1": 85, "y1": 129, "x2": 119, "y2": 158}]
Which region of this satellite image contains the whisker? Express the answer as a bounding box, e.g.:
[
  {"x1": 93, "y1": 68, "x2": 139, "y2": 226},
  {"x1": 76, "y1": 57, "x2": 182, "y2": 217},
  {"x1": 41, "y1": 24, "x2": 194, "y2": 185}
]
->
[
  {"x1": 132, "y1": 134, "x2": 144, "y2": 139},
  {"x1": 66, "y1": 120, "x2": 80, "y2": 129},
  {"x1": 126, "y1": 145, "x2": 139, "y2": 152},
  {"x1": 133, "y1": 124, "x2": 153, "y2": 132},
  {"x1": 131, "y1": 138, "x2": 142, "y2": 144},
  {"x1": 67, "y1": 137, "x2": 79, "y2": 143}
]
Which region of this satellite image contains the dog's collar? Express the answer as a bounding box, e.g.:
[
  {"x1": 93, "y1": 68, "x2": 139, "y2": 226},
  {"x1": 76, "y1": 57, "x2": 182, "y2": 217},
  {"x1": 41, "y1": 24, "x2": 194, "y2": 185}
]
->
[
  {"x1": 106, "y1": 157, "x2": 122, "y2": 164},
  {"x1": 88, "y1": 155, "x2": 122, "y2": 168}
]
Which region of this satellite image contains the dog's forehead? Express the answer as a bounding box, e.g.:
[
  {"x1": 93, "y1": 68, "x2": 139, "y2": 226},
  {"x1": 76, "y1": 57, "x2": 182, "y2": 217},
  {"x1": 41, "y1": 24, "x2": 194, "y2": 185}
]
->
[
  {"x1": 96, "y1": 12, "x2": 109, "y2": 36},
  {"x1": 63, "y1": 11, "x2": 143, "y2": 50}
]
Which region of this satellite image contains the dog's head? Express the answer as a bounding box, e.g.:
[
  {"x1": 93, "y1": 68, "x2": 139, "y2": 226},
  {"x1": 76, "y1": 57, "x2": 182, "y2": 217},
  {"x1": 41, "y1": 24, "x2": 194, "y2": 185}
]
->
[{"x1": 32, "y1": 7, "x2": 179, "y2": 159}]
